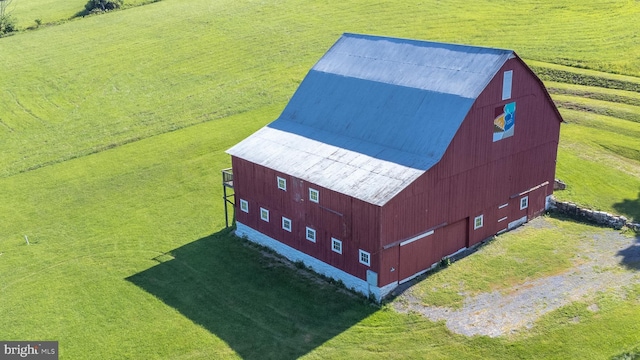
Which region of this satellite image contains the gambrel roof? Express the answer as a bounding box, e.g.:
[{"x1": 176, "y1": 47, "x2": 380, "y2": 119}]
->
[{"x1": 227, "y1": 33, "x2": 515, "y2": 205}]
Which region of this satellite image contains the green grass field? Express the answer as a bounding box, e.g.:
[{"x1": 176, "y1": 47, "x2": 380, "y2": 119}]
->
[
  {"x1": 1, "y1": 0, "x2": 640, "y2": 358},
  {"x1": 6, "y1": 0, "x2": 154, "y2": 28}
]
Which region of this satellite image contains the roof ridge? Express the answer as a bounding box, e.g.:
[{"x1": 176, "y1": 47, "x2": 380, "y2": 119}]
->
[
  {"x1": 322, "y1": 52, "x2": 506, "y2": 75},
  {"x1": 341, "y1": 32, "x2": 514, "y2": 53}
]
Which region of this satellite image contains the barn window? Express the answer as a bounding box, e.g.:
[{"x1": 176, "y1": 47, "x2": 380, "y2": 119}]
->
[
  {"x1": 277, "y1": 176, "x2": 287, "y2": 191},
  {"x1": 309, "y1": 188, "x2": 319, "y2": 203},
  {"x1": 305, "y1": 227, "x2": 316, "y2": 242},
  {"x1": 282, "y1": 216, "x2": 292, "y2": 232},
  {"x1": 520, "y1": 196, "x2": 529, "y2": 210},
  {"x1": 359, "y1": 250, "x2": 370, "y2": 266},
  {"x1": 240, "y1": 199, "x2": 249, "y2": 213},
  {"x1": 331, "y1": 238, "x2": 342, "y2": 254},
  {"x1": 502, "y1": 70, "x2": 513, "y2": 100},
  {"x1": 474, "y1": 215, "x2": 484, "y2": 230},
  {"x1": 260, "y1": 207, "x2": 269, "y2": 222}
]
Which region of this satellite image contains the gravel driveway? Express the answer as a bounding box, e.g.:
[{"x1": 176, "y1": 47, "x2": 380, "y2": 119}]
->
[{"x1": 392, "y1": 218, "x2": 640, "y2": 337}]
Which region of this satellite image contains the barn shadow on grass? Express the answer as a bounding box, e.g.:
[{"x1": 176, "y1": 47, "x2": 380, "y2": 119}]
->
[
  {"x1": 612, "y1": 192, "x2": 640, "y2": 223},
  {"x1": 613, "y1": 192, "x2": 640, "y2": 270},
  {"x1": 617, "y1": 235, "x2": 640, "y2": 271},
  {"x1": 127, "y1": 227, "x2": 375, "y2": 360}
]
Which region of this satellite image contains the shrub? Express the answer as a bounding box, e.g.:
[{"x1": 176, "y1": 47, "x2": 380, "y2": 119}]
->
[
  {"x1": 439, "y1": 257, "x2": 451, "y2": 268},
  {"x1": 0, "y1": 14, "x2": 16, "y2": 35},
  {"x1": 611, "y1": 348, "x2": 640, "y2": 360},
  {"x1": 85, "y1": 0, "x2": 124, "y2": 13}
]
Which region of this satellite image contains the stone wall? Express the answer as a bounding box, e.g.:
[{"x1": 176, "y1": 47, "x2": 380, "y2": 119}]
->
[{"x1": 549, "y1": 198, "x2": 640, "y2": 231}]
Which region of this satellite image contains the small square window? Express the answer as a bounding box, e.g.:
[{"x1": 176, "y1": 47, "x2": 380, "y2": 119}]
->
[
  {"x1": 260, "y1": 207, "x2": 269, "y2": 222},
  {"x1": 331, "y1": 238, "x2": 342, "y2": 254},
  {"x1": 474, "y1": 215, "x2": 484, "y2": 230},
  {"x1": 359, "y1": 250, "x2": 370, "y2": 266},
  {"x1": 277, "y1": 176, "x2": 287, "y2": 191},
  {"x1": 520, "y1": 196, "x2": 529, "y2": 210},
  {"x1": 282, "y1": 217, "x2": 292, "y2": 232},
  {"x1": 240, "y1": 199, "x2": 249, "y2": 213},
  {"x1": 309, "y1": 188, "x2": 319, "y2": 203},
  {"x1": 305, "y1": 227, "x2": 316, "y2": 242}
]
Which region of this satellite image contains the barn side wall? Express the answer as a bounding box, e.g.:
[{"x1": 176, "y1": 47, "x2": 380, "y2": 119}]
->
[
  {"x1": 231, "y1": 156, "x2": 383, "y2": 284},
  {"x1": 378, "y1": 57, "x2": 562, "y2": 287}
]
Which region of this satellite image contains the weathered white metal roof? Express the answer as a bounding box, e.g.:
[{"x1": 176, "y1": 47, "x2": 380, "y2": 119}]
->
[{"x1": 227, "y1": 33, "x2": 514, "y2": 206}]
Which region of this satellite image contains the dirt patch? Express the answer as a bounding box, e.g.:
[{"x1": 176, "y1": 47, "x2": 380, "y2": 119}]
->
[{"x1": 392, "y1": 218, "x2": 640, "y2": 337}]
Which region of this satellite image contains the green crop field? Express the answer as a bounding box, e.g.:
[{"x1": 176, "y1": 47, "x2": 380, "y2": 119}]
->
[{"x1": 1, "y1": 0, "x2": 639, "y2": 358}]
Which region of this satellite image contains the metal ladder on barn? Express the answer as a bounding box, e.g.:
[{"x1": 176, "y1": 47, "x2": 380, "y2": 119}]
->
[{"x1": 221, "y1": 168, "x2": 235, "y2": 228}]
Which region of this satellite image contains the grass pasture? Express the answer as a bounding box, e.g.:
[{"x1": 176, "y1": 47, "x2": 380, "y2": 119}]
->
[
  {"x1": 548, "y1": 82, "x2": 640, "y2": 220},
  {"x1": 1, "y1": 0, "x2": 640, "y2": 358},
  {"x1": 6, "y1": 0, "x2": 154, "y2": 28}
]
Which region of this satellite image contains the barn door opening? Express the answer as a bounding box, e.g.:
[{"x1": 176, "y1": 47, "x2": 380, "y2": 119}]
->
[
  {"x1": 442, "y1": 218, "x2": 468, "y2": 255},
  {"x1": 528, "y1": 184, "x2": 548, "y2": 219},
  {"x1": 397, "y1": 230, "x2": 438, "y2": 284}
]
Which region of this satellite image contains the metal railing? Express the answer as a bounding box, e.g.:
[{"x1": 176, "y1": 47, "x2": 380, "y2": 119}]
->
[{"x1": 222, "y1": 168, "x2": 233, "y2": 188}]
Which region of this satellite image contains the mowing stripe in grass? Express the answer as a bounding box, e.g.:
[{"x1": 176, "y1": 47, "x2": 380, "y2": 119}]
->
[
  {"x1": 552, "y1": 95, "x2": 640, "y2": 124},
  {"x1": 527, "y1": 59, "x2": 640, "y2": 89},
  {"x1": 546, "y1": 81, "x2": 640, "y2": 107},
  {"x1": 599, "y1": 144, "x2": 640, "y2": 163},
  {"x1": 534, "y1": 66, "x2": 640, "y2": 92},
  {"x1": 559, "y1": 108, "x2": 640, "y2": 140}
]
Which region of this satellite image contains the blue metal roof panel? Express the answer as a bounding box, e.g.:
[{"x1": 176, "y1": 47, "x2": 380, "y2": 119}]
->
[{"x1": 279, "y1": 72, "x2": 475, "y2": 158}]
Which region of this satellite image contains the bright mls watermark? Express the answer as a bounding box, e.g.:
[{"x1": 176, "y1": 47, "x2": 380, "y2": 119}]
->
[{"x1": 1, "y1": 341, "x2": 57, "y2": 359}]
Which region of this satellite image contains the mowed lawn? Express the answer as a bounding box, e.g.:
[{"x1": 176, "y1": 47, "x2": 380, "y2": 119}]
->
[
  {"x1": 2, "y1": 109, "x2": 639, "y2": 359},
  {"x1": 2, "y1": 0, "x2": 640, "y2": 178},
  {"x1": 1, "y1": 0, "x2": 640, "y2": 358}
]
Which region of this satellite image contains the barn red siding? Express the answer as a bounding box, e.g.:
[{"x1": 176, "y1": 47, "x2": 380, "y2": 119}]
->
[
  {"x1": 233, "y1": 56, "x2": 561, "y2": 290},
  {"x1": 232, "y1": 156, "x2": 382, "y2": 281},
  {"x1": 379, "y1": 57, "x2": 561, "y2": 285}
]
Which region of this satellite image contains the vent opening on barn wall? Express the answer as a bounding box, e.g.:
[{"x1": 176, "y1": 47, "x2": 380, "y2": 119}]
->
[{"x1": 222, "y1": 168, "x2": 235, "y2": 228}]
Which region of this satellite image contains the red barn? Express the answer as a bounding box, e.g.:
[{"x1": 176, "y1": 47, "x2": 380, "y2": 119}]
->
[{"x1": 226, "y1": 33, "x2": 562, "y2": 300}]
